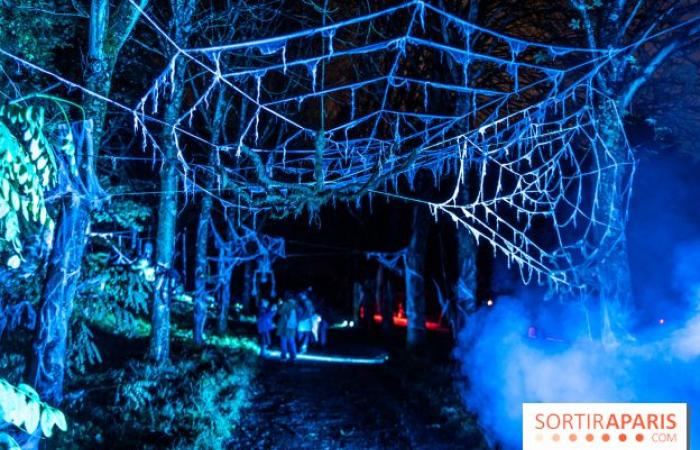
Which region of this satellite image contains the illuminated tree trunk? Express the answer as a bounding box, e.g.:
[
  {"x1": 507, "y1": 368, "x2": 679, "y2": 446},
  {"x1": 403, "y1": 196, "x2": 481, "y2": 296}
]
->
[
  {"x1": 148, "y1": 61, "x2": 186, "y2": 362},
  {"x1": 193, "y1": 89, "x2": 226, "y2": 345},
  {"x1": 218, "y1": 216, "x2": 237, "y2": 335},
  {"x1": 217, "y1": 265, "x2": 233, "y2": 335},
  {"x1": 375, "y1": 265, "x2": 390, "y2": 330},
  {"x1": 29, "y1": 0, "x2": 145, "y2": 404},
  {"x1": 455, "y1": 186, "x2": 477, "y2": 329},
  {"x1": 30, "y1": 128, "x2": 93, "y2": 405},
  {"x1": 148, "y1": 0, "x2": 195, "y2": 361},
  {"x1": 382, "y1": 277, "x2": 394, "y2": 331},
  {"x1": 405, "y1": 203, "x2": 430, "y2": 348},
  {"x1": 241, "y1": 261, "x2": 253, "y2": 311},
  {"x1": 193, "y1": 198, "x2": 212, "y2": 344},
  {"x1": 591, "y1": 102, "x2": 634, "y2": 348}
]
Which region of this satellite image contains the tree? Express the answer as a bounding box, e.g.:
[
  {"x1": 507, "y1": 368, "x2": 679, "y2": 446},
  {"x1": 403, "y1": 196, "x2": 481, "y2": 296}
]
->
[
  {"x1": 29, "y1": 0, "x2": 147, "y2": 401},
  {"x1": 148, "y1": 0, "x2": 197, "y2": 362},
  {"x1": 192, "y1": 88, "x2": 226, "y2": 345},
  {"x1": 405, "y1": 196, "x2": 430, "y2": 348},
  {"x1": 555, "y1": 0, "x2": 698, "y2": 345}
]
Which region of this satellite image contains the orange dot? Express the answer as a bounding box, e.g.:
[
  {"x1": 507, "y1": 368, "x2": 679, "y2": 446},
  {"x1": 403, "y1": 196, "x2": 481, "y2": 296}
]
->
[
  {"x1": 553, "y1": 433, "x2": 561, "y2": 442},
  {"x1": 636, "y1": 433, "x2": 644, "y2": 442},
  {"x1": 569, "y1": 434, "x2": 578, "y2": 442},
  {"x1": 602, "y1": 433, "x2": 610, "y2": 442},
  {"x1": 586, "y1": 434, "x2": 594, "y2": 442},
  {"x1": 619, "y1": 433, "x2": 627, "y2": 442}
]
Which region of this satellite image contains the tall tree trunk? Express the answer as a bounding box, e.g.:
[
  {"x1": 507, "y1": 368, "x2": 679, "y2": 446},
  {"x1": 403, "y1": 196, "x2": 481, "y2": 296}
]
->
[
  {"x1": 592, "y1": 102, "x2": 634, "y2": 348},
  {"x1": 149, "y1": 141, "x2": 178, "y2": 361},
  {"x1": 31, "y1": 200, "x2": 90, "y2": 403},
  {"x1": 405, "y1": 203, "x2": 430, "y2": 348},
  {"x1": 217, "y1": 267, "x2": 233, "y2": 335},
  {"x1": 29, "y1": 0, "x2": 145, "y2": 403},
  {"x1": 148, "y1": 59, "x2": 187, "y2": 362},
  {"x1": 455, "y1": 186, "x2": 477, "y2": 330},
  {"x1": 375, "y1": 265, "x2": 390, "y2": 330},
  {"x1": 192, "y1": 194, "x2": 212, "y2": 345},
  {"x1": 382, "y1": 277, "x2": 394, "y2": 331},
  {"x1": 218, "y1": 215, "x2": 238, "y2": 334},
  {"x1": 30, "y1": 124, "x2": 94, "y2": 405},
  {"x1": 148, "y1": 0, "x2": 195, "y2": 361},
  {"x1": 241, "y1": 260, "x2": 253, "y2": 311},
  {"x1": 193, "y1": 89, "x2": 226, "y2": 345}
]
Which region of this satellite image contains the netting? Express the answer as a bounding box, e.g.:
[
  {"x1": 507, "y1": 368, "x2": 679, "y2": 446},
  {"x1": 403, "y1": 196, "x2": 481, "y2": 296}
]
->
[
  {"x1": 129, "y1": 0, "x2": 635, "y2": 289},
  {"x1": 0, "y1": 0, "x2": 641, "y2": 290}
]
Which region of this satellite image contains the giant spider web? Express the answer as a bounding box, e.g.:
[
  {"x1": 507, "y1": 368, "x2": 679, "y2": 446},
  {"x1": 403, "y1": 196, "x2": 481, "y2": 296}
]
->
[{"x1": 130, "y1": 0, "x2": 635, "y2": 289}]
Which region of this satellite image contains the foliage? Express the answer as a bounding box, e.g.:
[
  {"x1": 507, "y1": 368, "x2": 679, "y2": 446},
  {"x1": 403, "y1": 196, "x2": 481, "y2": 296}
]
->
[
  {"x1": 0, "y1": 379, "x2": 67, "y2": 448},
  {"x1": 58, "y1": 344, "x2": 257, "y2": 450},
  {"x1": 79, "y1": 252, "x2": 151, "y2": 335},
  {"x1": 65, "y1": 184, "x2": 152, "y2": 374},
  {"x1": 0, "y1": 0, "x2": 77, "y2": 98},
  {"x1": 0, "y1": 103, "x2": 68, "y2": 265},
  {"x1": 92, "y1": 179, "x2": 151, "y2": 232}
]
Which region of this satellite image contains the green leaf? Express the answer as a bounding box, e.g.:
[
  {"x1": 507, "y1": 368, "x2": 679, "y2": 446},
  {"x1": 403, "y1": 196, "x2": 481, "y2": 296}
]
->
[
  {"x1": 0, "y1": 200, "x2": 9, "y2": 219},
  {"x1": 24, "y1": 399, "x2": 40, "y2": 434},
  {"x1": 10, "y1": 190, "x2": 19, "y2": 211},
  {"x1": 30, "y1": 139, "x2": 41, "y2": 160},
  {"x1": 7, "y1": 255, "x2": 21, "y2": 269},
  {"x1": 17, "y1": 384, "x2": 39, "y2": 401},
  {"x1": 40, "y1": 408, "x2": 54, "y2": 438},
  {"x1": 2, "y1": 178, "x2": 9, "y2": 200},
  {"x1": 54, "y1": 409, "x2": 67, "y2": 431}
]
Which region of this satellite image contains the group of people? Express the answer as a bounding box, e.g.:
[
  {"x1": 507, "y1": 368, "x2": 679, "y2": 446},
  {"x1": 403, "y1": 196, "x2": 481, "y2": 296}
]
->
[{"x1": 256, "y1": 290, "x2": 327, "y2": 361}]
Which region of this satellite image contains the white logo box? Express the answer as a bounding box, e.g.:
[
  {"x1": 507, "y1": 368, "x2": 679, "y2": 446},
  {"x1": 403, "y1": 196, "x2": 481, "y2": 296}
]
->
[{"x1": 523, "y1": 403, "x2": 688, "y2": 450}]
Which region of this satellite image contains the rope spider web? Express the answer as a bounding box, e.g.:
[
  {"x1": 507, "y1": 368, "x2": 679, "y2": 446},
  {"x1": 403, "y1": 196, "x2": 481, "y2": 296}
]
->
[{"x1": 131, "y1": 0, "x2": 636, "y2": 289}]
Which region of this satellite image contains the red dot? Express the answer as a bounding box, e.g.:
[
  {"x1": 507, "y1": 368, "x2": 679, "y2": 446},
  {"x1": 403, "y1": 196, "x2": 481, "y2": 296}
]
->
[
  {"x1": 636, "y1": 433, "x2": 644, "y2": 442},
  {"x1": 619, "y1": 433, "x2": 627, "y2": 442},
  {"x1": 569, "y1": 433, "x2": 577, "y2": 442},
  {"x1": 602, "y1": 434, "x2": 610, "y2": 442},
  {"x1": 586, "y1": 434, "x2": 594, "y2": 442}
]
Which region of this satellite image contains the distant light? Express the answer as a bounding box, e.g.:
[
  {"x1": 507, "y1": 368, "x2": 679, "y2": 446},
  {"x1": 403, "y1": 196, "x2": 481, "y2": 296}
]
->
[
  {"x1": 487, "y1": 299, "x2": 494, "y2": 307},
  {"x1": 349, "y1": 321, "x2": 354, "y2": 327},
  {"x1": 659, "y1": 318, "x2": 665, "y2": 325}
]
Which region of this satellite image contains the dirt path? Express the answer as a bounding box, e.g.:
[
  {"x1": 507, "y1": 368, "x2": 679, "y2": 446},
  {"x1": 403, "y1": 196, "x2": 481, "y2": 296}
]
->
[{"x1": 228, "y1": 340, "x2": 472, "y2": 449}]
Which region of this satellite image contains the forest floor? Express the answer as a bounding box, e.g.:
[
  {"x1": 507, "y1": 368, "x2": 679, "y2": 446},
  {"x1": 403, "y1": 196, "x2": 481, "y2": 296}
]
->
[
  {"x1": 3, "y1": 310, "x2": 488, "y2": 449},
  {"x1": 51, "y1": 310, "x2": 261, "y2": 450},
  {"x1": 229, "y1": 328, "x2": 489, "y2": 450}
]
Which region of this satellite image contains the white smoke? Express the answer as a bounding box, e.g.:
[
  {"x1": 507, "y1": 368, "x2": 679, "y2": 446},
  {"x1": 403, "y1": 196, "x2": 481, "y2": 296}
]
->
[{"x1": 455, "y1": 241, "x2": 700, "y2": 449}]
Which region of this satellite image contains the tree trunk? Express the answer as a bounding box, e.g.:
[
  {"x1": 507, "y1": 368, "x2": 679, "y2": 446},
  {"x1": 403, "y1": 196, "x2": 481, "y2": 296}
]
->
[
  {"x1": 382, "y1": 277, "x2": 394, "y2": 331},
  {"x1": 591, "y1": 102, "x2": 634, "y2": 348},
  {"x1": 241, "y1": 261, "x2": 253, "y2": 311},
  {"x1": 455, "y1": 186, "x2": 477, "y2": 330},
  {"x1": 217, "y1": 267, "x2": 233, "y2": 335},
  {"x1": 148, "y1": 57, "x2": 187, "y2": 362},
  {"x1": 217, "y1": 214, "x2": 237, "y2": 335},
  {"x1": 148, "y1": 0, "x2": 195, "y2": 361},
  {"x1": 375, "y1": 265, "x2": 390, "y2": 330},
  {"x1": 27, "y1": 0, "x2": 145, "y2": 415},
  {"x1": 193, "y1": 193, "x2": 212, "y2": 345},
  {"x1": 193, "y1": 89, "x2": 226, "y2": 345},
  {"x1": 405, "y1": 203, "x2": 430, "y2": 348},
  {"x1": 30, "y1": 189, "x2": 90, "y2": 405}
]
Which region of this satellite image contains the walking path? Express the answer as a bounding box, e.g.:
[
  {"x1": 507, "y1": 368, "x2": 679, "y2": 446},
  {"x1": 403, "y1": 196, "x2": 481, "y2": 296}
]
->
[{"x1": 228, "y1": 332, "x2": 476, "y2": 449}]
